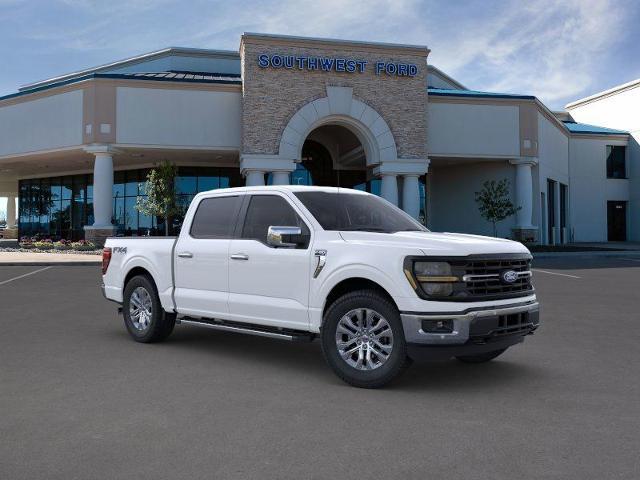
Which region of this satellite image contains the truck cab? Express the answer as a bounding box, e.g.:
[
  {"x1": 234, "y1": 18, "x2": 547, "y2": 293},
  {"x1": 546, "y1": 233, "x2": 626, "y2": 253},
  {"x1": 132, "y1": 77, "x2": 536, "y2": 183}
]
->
[{"x1": 102, "y1": 186, "x2": 539, "y2": 388}]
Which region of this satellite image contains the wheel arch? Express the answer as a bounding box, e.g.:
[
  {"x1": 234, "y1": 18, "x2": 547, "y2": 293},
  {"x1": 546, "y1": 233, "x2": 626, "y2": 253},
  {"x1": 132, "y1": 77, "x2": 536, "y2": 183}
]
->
[
  {"x1": 322, "y1": 277, "x2": 399, "y2": 319},
  {"x1": 123, "y1": 266, "x2": 156, "y2": 291}
]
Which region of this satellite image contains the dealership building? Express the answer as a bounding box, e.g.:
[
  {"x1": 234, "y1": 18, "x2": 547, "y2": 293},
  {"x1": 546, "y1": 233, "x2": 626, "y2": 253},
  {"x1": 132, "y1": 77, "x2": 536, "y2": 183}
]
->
[{"x1": 0, "y1": 33, "x2": 637, "y2": 245}]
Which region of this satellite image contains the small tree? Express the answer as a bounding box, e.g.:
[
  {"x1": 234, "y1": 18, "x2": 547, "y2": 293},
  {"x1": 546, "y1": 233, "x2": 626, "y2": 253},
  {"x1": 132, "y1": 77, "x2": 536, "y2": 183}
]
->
[
  {"x1": 136, "y1": 161, "x2": 181, "y2": 236},
  {"x1": 475, "y1": 179, "x2": 520, "y2": 237}
]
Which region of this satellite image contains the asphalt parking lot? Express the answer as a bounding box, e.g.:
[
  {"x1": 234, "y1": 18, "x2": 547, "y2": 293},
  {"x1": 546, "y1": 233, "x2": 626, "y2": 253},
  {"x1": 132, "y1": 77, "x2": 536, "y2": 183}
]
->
[{"x1": 1, "y1": 257, "x2": 639, "y2": 479}]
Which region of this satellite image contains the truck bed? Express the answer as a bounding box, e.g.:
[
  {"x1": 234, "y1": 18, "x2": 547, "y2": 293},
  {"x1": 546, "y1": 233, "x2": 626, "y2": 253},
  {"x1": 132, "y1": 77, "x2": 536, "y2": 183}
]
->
[{"x1": 102, "y1": 237, "x2": 178, "y2": 311}]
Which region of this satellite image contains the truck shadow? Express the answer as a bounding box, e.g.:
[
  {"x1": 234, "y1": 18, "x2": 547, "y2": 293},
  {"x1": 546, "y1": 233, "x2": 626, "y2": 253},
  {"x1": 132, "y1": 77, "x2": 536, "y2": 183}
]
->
[
  {"x1": 396, "y1": 359, "x2": 544, "y2": 392},
  {"x1": 159, "y1": 327, "x2": 543, "y2": 392}
]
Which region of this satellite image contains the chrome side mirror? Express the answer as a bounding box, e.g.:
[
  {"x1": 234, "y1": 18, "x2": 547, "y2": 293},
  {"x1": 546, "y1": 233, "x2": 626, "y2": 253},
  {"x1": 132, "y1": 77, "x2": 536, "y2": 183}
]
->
[{"x1": 267, "y1": 226, "x2": 302, "y2": 248}]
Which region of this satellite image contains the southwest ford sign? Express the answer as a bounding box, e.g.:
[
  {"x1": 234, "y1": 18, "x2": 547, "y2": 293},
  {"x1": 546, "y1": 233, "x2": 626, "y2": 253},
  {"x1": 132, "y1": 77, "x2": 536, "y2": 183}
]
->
[{"x1": 257, "y1": 54, "x2": 418, "y2": 77}]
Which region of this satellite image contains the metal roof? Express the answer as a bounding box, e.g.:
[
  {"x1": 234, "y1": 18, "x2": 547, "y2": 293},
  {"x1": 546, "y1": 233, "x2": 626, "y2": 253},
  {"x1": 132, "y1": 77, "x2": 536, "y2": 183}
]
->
[
  {"x1": 0, "y1": 71, "x2": 241, "y2": 103},
  {"x1": 121, "y1": 71, "x2": 241, "y2": 82},
  {"x1": 562, "y1": 121, "x2": 628, "y2": 135},
  {"x1": 19, "y1": 47, "x2": 240, "y2": 92},
  {"x1": 428, "y1": 87, "x2": 535, "y2": 100}
]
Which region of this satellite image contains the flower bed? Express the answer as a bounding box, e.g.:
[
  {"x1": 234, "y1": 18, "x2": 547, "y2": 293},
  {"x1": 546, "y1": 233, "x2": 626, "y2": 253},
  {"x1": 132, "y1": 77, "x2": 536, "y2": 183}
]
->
[{"x1": 5, "y1": 236, "x2": 102, "y2": 255}]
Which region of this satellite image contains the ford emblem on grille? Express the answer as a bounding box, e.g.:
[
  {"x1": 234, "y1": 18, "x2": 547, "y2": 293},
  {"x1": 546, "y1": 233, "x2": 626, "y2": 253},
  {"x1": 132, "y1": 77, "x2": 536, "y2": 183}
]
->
[{"x1": 501, "y1": 270, "x2": 519, "y2": 284}]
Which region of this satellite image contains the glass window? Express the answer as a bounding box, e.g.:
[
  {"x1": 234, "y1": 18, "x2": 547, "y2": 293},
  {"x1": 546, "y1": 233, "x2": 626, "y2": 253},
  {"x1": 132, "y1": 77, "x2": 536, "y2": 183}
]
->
[
  {"x1": 138, "y1": 211, "x2": 154, "y2": 236},
  {"x1": 73, "y1": 175, "x2": 86, "y2": 202},
  {"x1": 62, "y1": 177, "x2": 73, "y2": 200},
  {"x1": 176, "y1": 175, "x2": 197, "y2": 195},
  {"x1": 198, "y1": 176, "x2": 218, "y2": 192},
  {"x1": 113, "y1": 171, "x2": 125, "y2": 199},
  {"x1": 190, "y1": 195, "x2": 242, "y2": 239},
  {"x1": 295, "y1": 191, "x2": 426, "y2": 233},
  {"x1": 17, "y1": 167, "x2": 242, "y2": 240},
  {"x1": 49, "y1": 178, "x2": 60, "y2": 203},
  {"x1": 87, "y1": 175, "x2": 93, "y2": 200},
  {"x1": 606, "y1": 146, "x2": 626, "y2": 179},
  {"x1": 138, "y1": 169, "x2": 149, "y2": 196},
  {"x1": 124, "y1": 197, "x2": 139, "y2": 235},
  {"x1": 113, "y1": 196, "x2": 125, "y2": 233},
  {"x1": 125, "y1": 170, "x2": 139, "y2": 197},
  {"x1": 242, "y1": 195, "x2": 308, "y2": 244}
]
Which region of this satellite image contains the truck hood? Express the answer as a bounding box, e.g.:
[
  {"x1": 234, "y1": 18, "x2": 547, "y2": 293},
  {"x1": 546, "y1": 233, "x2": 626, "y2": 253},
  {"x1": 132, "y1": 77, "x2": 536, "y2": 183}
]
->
[{"x1": 339, "y1": 231, "x2": 530, "y2": 256}]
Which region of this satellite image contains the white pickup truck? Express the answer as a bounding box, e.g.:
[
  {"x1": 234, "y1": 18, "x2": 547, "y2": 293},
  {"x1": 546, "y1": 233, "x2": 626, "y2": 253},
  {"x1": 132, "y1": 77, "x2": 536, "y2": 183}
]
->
[{"x1": 101, "y1": 185, "x2": 539, "y2": 388}]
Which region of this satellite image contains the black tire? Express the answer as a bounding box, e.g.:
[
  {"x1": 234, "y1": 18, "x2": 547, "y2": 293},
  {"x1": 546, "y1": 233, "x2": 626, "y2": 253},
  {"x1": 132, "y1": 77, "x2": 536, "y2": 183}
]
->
[
  {"x1": 455, "y1": 348, "x2": 507, "y2": 364},
  {"x1": 321, "y1": 289, "x2": 411, "y2": 388},
  {"x1": 123, "y1": 274, "x2": 175, "y2": 343}
]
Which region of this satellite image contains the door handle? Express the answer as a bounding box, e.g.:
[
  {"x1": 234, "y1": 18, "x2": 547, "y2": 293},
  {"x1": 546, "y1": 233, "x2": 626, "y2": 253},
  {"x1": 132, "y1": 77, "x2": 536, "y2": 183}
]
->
[
  {"x1": 230, "y1": 253, "x2": 249, "y2": 261},
  {"x1": 177, "y1": 252, "x2": 193, "y2": 258}
]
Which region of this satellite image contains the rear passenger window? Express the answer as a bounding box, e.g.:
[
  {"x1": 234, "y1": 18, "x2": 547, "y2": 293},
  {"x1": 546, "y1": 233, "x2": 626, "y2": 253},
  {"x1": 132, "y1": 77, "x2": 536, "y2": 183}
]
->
[
  {"x1": 241, "y1": 195, "x2": 309, "y2": 244},
  {"x1": 190, "y1": 196, "x2": 241, "y2": 238}
]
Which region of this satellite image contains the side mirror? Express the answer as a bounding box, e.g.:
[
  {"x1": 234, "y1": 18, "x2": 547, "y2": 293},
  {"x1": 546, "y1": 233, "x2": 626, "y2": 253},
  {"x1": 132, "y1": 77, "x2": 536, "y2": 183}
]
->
[{"x1": 267, "y1": 226, "x2": 307, "y2": 248}]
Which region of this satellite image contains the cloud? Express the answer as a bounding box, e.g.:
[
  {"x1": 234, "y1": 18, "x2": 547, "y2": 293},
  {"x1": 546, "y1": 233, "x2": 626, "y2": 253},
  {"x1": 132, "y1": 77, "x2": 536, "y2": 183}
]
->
[
  {"x1": 1, "y1": 0, "x2": 637, "y2": 108},
  {"x1": 426, "y1": 0, "x2": 633, "y2": 107}
]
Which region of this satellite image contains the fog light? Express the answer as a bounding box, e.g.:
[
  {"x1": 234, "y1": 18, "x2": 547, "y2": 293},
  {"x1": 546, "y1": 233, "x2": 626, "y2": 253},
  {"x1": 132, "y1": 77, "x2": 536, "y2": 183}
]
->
[
  {"x1": 422, "y1": 282, "x2": 453, "y2": 296},
  {"x1": 421, "y1": 319, "x2": 454, "y2": 333}
]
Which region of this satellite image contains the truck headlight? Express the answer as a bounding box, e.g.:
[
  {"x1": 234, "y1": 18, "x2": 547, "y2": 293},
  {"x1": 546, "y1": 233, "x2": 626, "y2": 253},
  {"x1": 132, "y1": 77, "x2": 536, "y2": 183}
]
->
[{"x1": 412, "y1": 261, "x2": 457, "y2": 297}]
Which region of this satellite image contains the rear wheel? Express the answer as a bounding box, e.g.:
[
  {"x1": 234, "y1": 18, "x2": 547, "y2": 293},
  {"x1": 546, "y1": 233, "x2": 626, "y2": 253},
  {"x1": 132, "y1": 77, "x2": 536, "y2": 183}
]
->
[
  {"x1": 123, "y1": 275, "x2": 175, "y2": 343},
  {"x1": 321, "y1": 290, "x2": 410, "y2": 388},
  {"x1": 455, "y1": 348, "x2": 507, "y2": 364}
]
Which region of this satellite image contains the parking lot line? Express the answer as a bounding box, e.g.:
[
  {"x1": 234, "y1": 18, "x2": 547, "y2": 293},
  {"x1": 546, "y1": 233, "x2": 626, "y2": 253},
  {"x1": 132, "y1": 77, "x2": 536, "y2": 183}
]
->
[
  {"x1": 0, "y1": 266, "x2": 52, "y2": 286},
  {"x1": 532, "y1": 268, "x2": 581, "y2": 279}
]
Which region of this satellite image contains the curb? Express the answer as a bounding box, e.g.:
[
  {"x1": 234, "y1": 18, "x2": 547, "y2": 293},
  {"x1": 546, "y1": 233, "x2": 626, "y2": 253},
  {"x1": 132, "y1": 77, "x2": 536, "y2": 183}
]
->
[{"x1": 533, "y1": 251, "x2": 640, "y2": 258}]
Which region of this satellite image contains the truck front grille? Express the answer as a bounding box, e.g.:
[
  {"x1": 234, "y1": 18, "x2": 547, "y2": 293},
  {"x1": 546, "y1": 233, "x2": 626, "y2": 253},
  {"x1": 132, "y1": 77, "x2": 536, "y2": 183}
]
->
[
  {"x1": 461, "y1": 258, "x2": 532, "y2": 298},
  {"x1": 407, "y1": 254, "x2": 534, "y2": 302}
]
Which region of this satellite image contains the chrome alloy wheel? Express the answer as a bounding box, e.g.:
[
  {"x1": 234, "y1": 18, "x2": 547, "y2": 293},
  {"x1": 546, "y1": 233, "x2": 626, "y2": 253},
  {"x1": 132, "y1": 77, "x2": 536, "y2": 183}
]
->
[
  {"x1": 335, "y1": 308, "x2": 394, "y2": 370},
  {"x1": 129, "y1": 286, "x2": 153, "y2": 331}
]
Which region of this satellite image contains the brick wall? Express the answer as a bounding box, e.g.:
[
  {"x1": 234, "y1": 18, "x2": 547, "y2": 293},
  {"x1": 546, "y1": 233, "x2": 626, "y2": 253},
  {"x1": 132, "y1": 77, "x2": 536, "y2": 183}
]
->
[{"x1": 240, "y1": 37, "x2": 428, "y2": 160}]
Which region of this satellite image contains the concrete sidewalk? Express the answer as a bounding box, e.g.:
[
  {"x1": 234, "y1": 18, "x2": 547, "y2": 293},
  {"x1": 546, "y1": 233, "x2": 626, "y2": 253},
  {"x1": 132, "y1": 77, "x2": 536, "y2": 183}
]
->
[{"x1": 0, "y1": 251, "x2": 101, "y2": 266}]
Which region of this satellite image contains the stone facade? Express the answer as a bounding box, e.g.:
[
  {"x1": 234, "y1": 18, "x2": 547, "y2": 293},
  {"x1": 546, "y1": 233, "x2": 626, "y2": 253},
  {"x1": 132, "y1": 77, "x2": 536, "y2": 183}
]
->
[{"x1": 240, "y1": 35, "x2": 429, "y2": 161}]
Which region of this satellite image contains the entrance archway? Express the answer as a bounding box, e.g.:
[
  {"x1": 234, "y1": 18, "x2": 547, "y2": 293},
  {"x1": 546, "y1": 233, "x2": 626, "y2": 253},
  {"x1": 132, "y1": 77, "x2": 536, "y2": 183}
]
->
[
  {"x1": 292, "y1": 124, "x2": 382, "y2": 193},
  {"x1": 278, "y1": 87, "x2": 398, "y2": 167},
  {"x1": 242, "y1": 86, "x2": 428, "y2": 219}
]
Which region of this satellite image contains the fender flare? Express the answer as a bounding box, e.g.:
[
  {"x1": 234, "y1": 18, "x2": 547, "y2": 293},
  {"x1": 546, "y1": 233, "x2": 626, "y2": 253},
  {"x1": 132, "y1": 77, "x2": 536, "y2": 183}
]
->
[{"x1": 313, "y1": 263, "x2": 403, "y2": 311}]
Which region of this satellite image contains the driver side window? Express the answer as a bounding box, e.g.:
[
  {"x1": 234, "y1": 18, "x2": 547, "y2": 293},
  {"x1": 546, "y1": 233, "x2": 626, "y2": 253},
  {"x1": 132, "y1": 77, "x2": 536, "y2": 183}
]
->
[{"x1": 241, "y1": 195, "x2": 309, "y2": 246}]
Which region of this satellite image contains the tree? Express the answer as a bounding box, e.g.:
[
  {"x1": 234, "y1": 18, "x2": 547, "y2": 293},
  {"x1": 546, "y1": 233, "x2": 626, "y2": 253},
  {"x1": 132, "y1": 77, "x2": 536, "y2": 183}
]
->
[
  {"x1": 136, "y1": 161, "x2": 181, "y2": 236},
  {"x1": 474, "y1": 179, "x2": 520, "y2": 237}
]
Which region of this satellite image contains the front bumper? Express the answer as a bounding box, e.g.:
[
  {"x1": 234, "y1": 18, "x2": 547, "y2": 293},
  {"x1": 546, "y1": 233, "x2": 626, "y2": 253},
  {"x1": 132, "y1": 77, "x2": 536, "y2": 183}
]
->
[{"x1": 400, "y1": 300, "x2": 539, "y2": 359}]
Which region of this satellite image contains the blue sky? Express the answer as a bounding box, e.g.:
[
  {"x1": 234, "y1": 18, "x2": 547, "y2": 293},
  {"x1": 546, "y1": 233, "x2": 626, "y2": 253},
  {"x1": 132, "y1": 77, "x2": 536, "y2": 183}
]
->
[
  {"x1": 1, "y1": 0, "x2": 640, "y2": 216},
  {"x1": 1, "y1": 0, "x2": 639, "y2": 109}
]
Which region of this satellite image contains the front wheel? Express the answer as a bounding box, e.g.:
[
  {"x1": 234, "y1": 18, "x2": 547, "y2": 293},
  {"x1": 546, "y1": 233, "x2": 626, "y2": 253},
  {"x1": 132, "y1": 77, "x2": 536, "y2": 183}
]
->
[
  {"x1": 455, "y1": 348, "x2": 507, "y2": 364},
  {"x1": 123, "y1": 275, "x2": 175, "y2": 343},
  {"x1": 321, "y1": 290, "x2": 411, "y2": 388}
]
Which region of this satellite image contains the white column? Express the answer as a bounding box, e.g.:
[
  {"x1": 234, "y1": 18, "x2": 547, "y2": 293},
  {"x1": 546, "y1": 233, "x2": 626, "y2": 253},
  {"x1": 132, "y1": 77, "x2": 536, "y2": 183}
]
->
[
  {"x1": 245, "y1": 170, "x2": 265, "y2": 186},
  {"x1": 380, "y1": 174, "x2": 398, "y2": 206},
  {"x1": 6, "y1": 195, "x2": 16, "y2": 228},
  {"x1": 511, "y1": 159, "x2": 535, "y2": 228},
  {"x1": 401, "y1": 175, "x2": 420, "y2": 219},
  {"x1": 82, "y1": 146, "x2": 117, "y2": 230},
  {"x1": 271, "y1": 171, "x2": 290, "y2": 185}
]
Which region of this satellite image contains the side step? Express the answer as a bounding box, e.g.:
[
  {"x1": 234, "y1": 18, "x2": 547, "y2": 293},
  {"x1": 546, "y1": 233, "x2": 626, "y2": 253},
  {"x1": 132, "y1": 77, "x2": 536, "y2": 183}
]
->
[{"x1": 176, "y1": 316, "x2": 315, "y2": 342}]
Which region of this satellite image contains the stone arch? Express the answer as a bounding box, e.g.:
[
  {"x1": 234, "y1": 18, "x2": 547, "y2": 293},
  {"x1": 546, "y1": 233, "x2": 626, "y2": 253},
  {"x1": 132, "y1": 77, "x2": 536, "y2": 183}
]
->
[{"x1": 278, "y1": 86, "x2": 398, "y2": 166}]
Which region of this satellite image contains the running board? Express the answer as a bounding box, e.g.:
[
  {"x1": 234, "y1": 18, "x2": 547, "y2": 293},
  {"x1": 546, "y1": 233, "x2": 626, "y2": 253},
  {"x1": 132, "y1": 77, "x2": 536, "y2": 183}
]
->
[{"x1": 176, "y1": 316, "x2": 315, "y2": 342}]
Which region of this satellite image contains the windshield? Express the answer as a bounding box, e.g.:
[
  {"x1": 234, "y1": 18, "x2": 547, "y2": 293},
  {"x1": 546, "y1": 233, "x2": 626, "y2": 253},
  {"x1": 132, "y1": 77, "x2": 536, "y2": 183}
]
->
[{"x1": 294, "y1": 191, "x2": 427, "y2": 233}]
